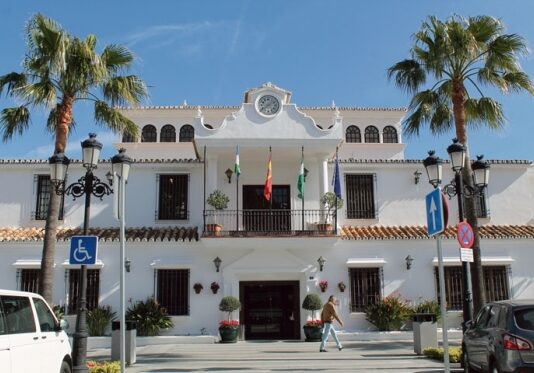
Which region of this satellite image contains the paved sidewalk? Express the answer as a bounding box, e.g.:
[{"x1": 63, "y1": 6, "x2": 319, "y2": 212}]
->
[{"x1": 88, "y1": 340, "x2": 462, "y2": 372}]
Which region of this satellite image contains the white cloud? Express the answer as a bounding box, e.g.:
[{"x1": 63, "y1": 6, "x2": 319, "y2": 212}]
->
[{"x1": 125, "y1": 22, "x2": 217, "y2": 47}]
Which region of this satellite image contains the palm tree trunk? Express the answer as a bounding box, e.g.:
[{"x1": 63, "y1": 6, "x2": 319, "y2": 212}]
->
[
  {"x1": 452, "y1": 82, "x2": 486, "y2": 315},
  {"x1": 39, "y1": 96, "x2": 73, "y2": 303}
]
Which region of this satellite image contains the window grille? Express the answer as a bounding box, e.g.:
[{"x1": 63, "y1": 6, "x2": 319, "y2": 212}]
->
[
  {"x1": 68, "y1": 269, "x2": 100, "y2": 314},
  {"x1": 349, "y1": 268, "x2": 381, "y2": 312},
  {"x1": 179, "y1": 125, "x2": 194, "y2": 142},
  {"x1": 435, "y1": 265, "x2": 509, "y2": 310},
  {"x1": 364, "y1": 126, "x2": 380, "y2": 143},
  {"x1": 20, "y1": 269, "x2": 40, "y2": 293},
  {"x1": 345, "y1": 125, "x2": 361, "y2": 143},
  {"x1": 35, "y1": 175, "x2": 64, "y2": 220},
  {"x1": 475, "y1": 190, "x2": 489, "y2": 218},
  {"x1": 158, "y1": 174, "x2": 188, "y2": 220},
  {"x1": 160, "y1": 125, "x2": 176, "y2": 142},
  {"x1": 345, "y1": 174, "x2": 376, "y2": 219},
  {"x1": 382, "y1": 126, "x2": 398, "y2": 143},
  {"x1": 156, "y1": 269, "x2": 189, "y2": 315},
  {"x1": 141, "y1": 125, "x2": 157, "y2": 142}
]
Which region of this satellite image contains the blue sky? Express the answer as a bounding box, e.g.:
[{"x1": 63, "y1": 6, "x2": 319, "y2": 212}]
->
[{"x1": 1, "y1": 0, "x2": 533, "y2": 161}]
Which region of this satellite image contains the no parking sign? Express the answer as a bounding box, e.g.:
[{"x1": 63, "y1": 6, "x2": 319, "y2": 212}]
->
[{"x1": 457, "y1": 221, "x2": 474, "y2": 248}]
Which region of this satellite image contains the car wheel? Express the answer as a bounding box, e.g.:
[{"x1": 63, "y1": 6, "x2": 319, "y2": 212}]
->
[
  {"x1": 463, "y1": 349, "x2": 474, "y2": 373},
  {"x1": 60, "y1": 361, "x2": 71, "y2": 373}
]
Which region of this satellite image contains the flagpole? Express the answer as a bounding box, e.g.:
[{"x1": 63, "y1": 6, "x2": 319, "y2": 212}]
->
[
  {"x1": 301, "y1": 146, "x2": 304, "y2": 232},
  {"x1": 334, "y1": 147, "x2": 338, "y2": 235},
  {"x1": 203, "y1": 145, "x2": 206, "y2": 233},
  {"x1": 236, "y1": 145, "x2": 239, "y2": 234}
]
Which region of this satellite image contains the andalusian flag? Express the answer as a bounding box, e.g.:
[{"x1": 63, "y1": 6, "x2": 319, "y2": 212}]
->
[
  {"x1": 264, "y1": 149, "x2": 272, "y2": 201},
  {"x1": 297, "y1": 151, "x2": 305, "y2": 199},
  {"x1": 234, "y1": 145, "x2": 241, "y2": 178}
]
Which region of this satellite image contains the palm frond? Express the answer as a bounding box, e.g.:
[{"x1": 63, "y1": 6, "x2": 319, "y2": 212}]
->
[
  {"x1": 486, "y1": 34, "x2": 529, "y2": 71},
  {"x1": 101, "y1": 45, "x2": 134, "y2": 74},
  {"x1": 22, "y1": 79, "x2": 57, "y2": 107},
  {"x1": 94, "y1": 101, "x2": 139, "y2": 138},
  {"x1": 62, "y1": 37, "x2": 106, "y2": 96},
  {"x1": 0, "y1": 106, "x2": 31, "y2": 142},
  {"x1": 0, "y1": 72, "x2": 28, "y2": 98},
  {"x1": 465, "y1": 97, "x2": 505, "y2": 130},
  {"x1": 387, "y1": 59, "x2": 426, "y2": 93},
  {"x1": 466, "y1": 16, "x2": 502, "y2": 44},
  {"x1": 102, "y1": 75, "x2": 148, "y2": 107},
  {"x1": 501, "y1": 71, "x2": 534, "y2": 95}
]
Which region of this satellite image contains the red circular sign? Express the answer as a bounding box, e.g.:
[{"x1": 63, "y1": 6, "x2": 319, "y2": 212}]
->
[{"x1": 457, "y1": 221, "x2": 474, "y2": 248}]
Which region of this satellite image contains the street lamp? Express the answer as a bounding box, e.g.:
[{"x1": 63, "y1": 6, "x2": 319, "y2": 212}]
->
[
  {"x1": 49, "y1": 133, "x2": 115, "y2": 373},
  {"x1": 423, "y1": 139, "x2": 490, "y2": 330}
]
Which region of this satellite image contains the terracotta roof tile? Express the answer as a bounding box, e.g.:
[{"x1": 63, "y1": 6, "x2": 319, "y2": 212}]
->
[
  {"x1": 341, "y1": 225, "x2": 534, "y2": 240},
  {"x1": 0, "y1": 227, "x2": 199, "y2": 243}
]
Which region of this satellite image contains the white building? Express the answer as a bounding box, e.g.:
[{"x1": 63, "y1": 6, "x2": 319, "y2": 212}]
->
[{"x1": 1, "y1": 82, "x2": 533, "y2": 339}]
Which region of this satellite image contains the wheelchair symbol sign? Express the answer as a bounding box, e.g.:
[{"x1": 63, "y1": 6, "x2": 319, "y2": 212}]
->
[{"x1": 69, "y1": 236, "x2": 98, "y2": 265}]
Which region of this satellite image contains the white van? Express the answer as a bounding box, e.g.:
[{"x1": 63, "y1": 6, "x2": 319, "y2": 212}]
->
[{"x1": 0, "y1": 289, "x2": 72, "y2": 373}]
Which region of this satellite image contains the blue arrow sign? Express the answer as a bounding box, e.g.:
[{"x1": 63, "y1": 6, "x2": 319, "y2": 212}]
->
[
  {"x1": 426, "y1": 188, "x2": 445, "y2": 237},
  {"x1": 69, "y1": 236, "x2": 98, "y2": 265}
]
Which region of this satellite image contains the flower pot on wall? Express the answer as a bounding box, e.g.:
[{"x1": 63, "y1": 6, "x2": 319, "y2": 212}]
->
[{"x1": 206, "y1": 224, "x2": 223, "y2": 237}]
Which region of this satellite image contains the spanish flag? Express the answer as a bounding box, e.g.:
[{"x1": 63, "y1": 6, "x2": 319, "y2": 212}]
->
[{"x1": 264, "y1": 149, "x2": 272, "y2": 201}]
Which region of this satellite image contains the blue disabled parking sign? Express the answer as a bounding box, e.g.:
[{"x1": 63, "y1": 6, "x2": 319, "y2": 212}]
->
[
  {"x1": 69, "y1": 236, "x2": 98, "y2": 265},
  {"x1": 426, "y1": 188, "x2": 445, "y2": 237}
]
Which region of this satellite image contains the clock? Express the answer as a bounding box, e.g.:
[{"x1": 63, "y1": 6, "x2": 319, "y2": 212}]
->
[{"x1": 257, "y1": 95, "x2": 280, "y2": 116}]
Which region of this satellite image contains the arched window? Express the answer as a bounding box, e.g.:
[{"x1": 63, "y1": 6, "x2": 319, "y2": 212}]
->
[
  {"x1": 141, "y1": 125, "x2": 157, "y2": 142},
  {"x1": 160, "y1": 125, "x2": 176, "y2": 142},
  {"x1": 122, "y1": 131, "x2": 136, "y2": 143},
  {"x1": 383, "y1": 126, "x2": 398, "y2": 143},
  {"x1": 179, "y1": 124, "x2": 194, "y2": 142},
  {"x1": 345, "y1": 125, "x2": 361, "y2": 143},
  {"x1": 364, "y1": 126, "x2": 380, "y2": 143}
]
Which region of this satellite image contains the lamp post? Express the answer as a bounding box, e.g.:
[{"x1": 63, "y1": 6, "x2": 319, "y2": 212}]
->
[
  {"x1": 423, "y1": 139, "x2": 490, "y2": 330},
  {"x1": 111, "y1": 148, "x2": 132, "y2": 373},
  {"x1": 49, "y1": 133, "x2": 121, "y2": 372}
]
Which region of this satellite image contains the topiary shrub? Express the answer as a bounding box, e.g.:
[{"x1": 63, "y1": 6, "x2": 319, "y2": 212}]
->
[
  {"x1": 302, "y1": 293, "x2": 322, "y2": 321},
  {"x1": 365, "y1": 295, "x2": 411, "y2": 331},
  {"x1": 87, "y1": 305, "x2": 116, "y2": 336},
  {"x1": 126, "y1": 298, "x2": 173, "y2": 336},
  {"x1": 219, "y1": 296, "x2": 241, "y2": 321}
]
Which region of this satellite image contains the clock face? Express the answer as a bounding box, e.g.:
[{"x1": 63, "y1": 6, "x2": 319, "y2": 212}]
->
[{"x1": 257, "y1": 95, "x2": 280, "y2": 116}]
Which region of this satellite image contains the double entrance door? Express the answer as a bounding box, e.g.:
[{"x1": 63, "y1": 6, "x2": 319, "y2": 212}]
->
[
  {"x1": 240, "y1": 281, "x2": 300, "y2": 340},
  {"x1": 242, "y1": 185, "x2": 291, "y2": 233}
]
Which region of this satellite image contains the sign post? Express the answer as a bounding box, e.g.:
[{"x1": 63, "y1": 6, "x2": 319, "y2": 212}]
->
[
  {"x1": 70, "y1": 236, "x2": 98, "y2": 265},
  {"x1": 426, "y1": 188, "x2": 450, "y2": 373},
  {"x1": 457, "y1": 221, "x2": 474, "y2": 323}
]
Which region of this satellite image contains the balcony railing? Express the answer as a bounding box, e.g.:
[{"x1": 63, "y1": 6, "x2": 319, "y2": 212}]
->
[{"x1": 203, "y1": 209, "x2": 337, "y2": 237}]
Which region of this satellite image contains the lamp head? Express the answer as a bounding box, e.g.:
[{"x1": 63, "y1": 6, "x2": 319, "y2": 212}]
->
[
  {"x1": 81, "y1": 133, "x2": 102, "y2": 170},
  {"x1": 423, "y1": 150, "x2": 443, "y2": 188}
]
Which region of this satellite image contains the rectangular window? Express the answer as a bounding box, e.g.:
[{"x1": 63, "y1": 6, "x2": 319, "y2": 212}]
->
[
  {"x1": 349, "y1": 268, "x2": 381, "y2": 312},
  {"x1": 345, "y1": 174, "x2": 376, "y2": 219},
  {"x1": 20, "y1": 269, "x2": 40, "y2": 293},
  {"x1": 156, "y1": 269, "x2": 189, "y2": 316},
  {"x1": 158, "y1": 174, "x2": 188, "y2": 220},
  {"x1": 68, "y1": 269, "x2": 100, "y2": 314},
  {"x1": 1, "y1": 295, "x2": 36, "y2": 334},
  {"x1": 435, "y1": 265, "x2": 509, "y2": 310},
  {"x1": 35, "y1": 175, "x2": 64, "y2": 220}
]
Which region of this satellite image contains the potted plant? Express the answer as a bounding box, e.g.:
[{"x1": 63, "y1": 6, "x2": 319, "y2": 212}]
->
[
  {"x1": 319, "y1": 280, "x2": 328, "y2": 293},
  {"x1": 337, "y1": 281, "x2": 346, "y2": 292},
  {"x1": 193, "y1": 283, "x2": 203, "y2": 294},
  {"x1": 206, "y1": 190, "x2": 230, "y2": 236},
  {"x1": 318, "y1": 192, "x2": 343, "y2": 231},
  {"x1": 87, "y1": 305, "x2": 116, "y2": 336},
  {"x1": 302, "y1": 293, "x2": 323, "y2": 342},
  {"x1": 210, "y1": 281, "x2": 220, "y2": 294},
  {"x1": 125, "y1": 297, "x2": 173, "y2": 336},
  {"x1": 218, "y1": 296, "x2": 241, "y2": 343}
]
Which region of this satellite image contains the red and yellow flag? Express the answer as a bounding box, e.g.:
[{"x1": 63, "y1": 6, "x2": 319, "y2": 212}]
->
[{"x1": 263, "y1": 150, "x2": 272, "y2": 201}]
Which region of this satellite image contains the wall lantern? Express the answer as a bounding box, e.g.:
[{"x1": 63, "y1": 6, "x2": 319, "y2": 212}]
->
[
  {"x1": 225, "y1": 168, "x2": 233, "y2": 183},
  {"x1": 213, "y1": 256, "x2": 222, "y2": 272},
  {"x1": 125, "y1": 258, "x2": 131, "y2": 273},
  {"x1": 405, "y1": 255, "x2": 414, "y2": 270},
  {"x1": 413, "y1": 170, "x2": 422, "y2": 185},
  {"x1": 317, "y1": 256, "x2": 326, "y2": 272}
]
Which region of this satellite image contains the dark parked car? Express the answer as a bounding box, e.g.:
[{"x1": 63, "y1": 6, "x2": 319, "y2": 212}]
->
[{"x1": 463, "y1": 299, "x2": 534, "y2": 373}]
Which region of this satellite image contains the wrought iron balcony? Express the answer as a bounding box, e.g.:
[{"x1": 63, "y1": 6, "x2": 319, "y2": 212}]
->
[{"x1": 202, "y1": 209, "x2": 337, "y2": 237}]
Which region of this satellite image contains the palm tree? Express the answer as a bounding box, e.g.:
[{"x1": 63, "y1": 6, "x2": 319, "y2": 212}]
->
[
  {"x1": 388, "y1": 15, "x2": 534, "y2": 313},
  {"x1": 0, "y1": 14, "x2": 148, "y2": 303}
]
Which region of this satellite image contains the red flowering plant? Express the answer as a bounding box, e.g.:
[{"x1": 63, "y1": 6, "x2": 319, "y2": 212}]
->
[
  {"x1": 218, "y1": 296, "x2": 241, "y2": 330},
  {"x1": 305, "y1": 319, "x2": 323, "y2": 327},
  {"x1": 219, "y1": 320, "x2": 240, "y2": 329},
  {"x1": 319, "y1": 280, "x2": 328, "y2": 292}
]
